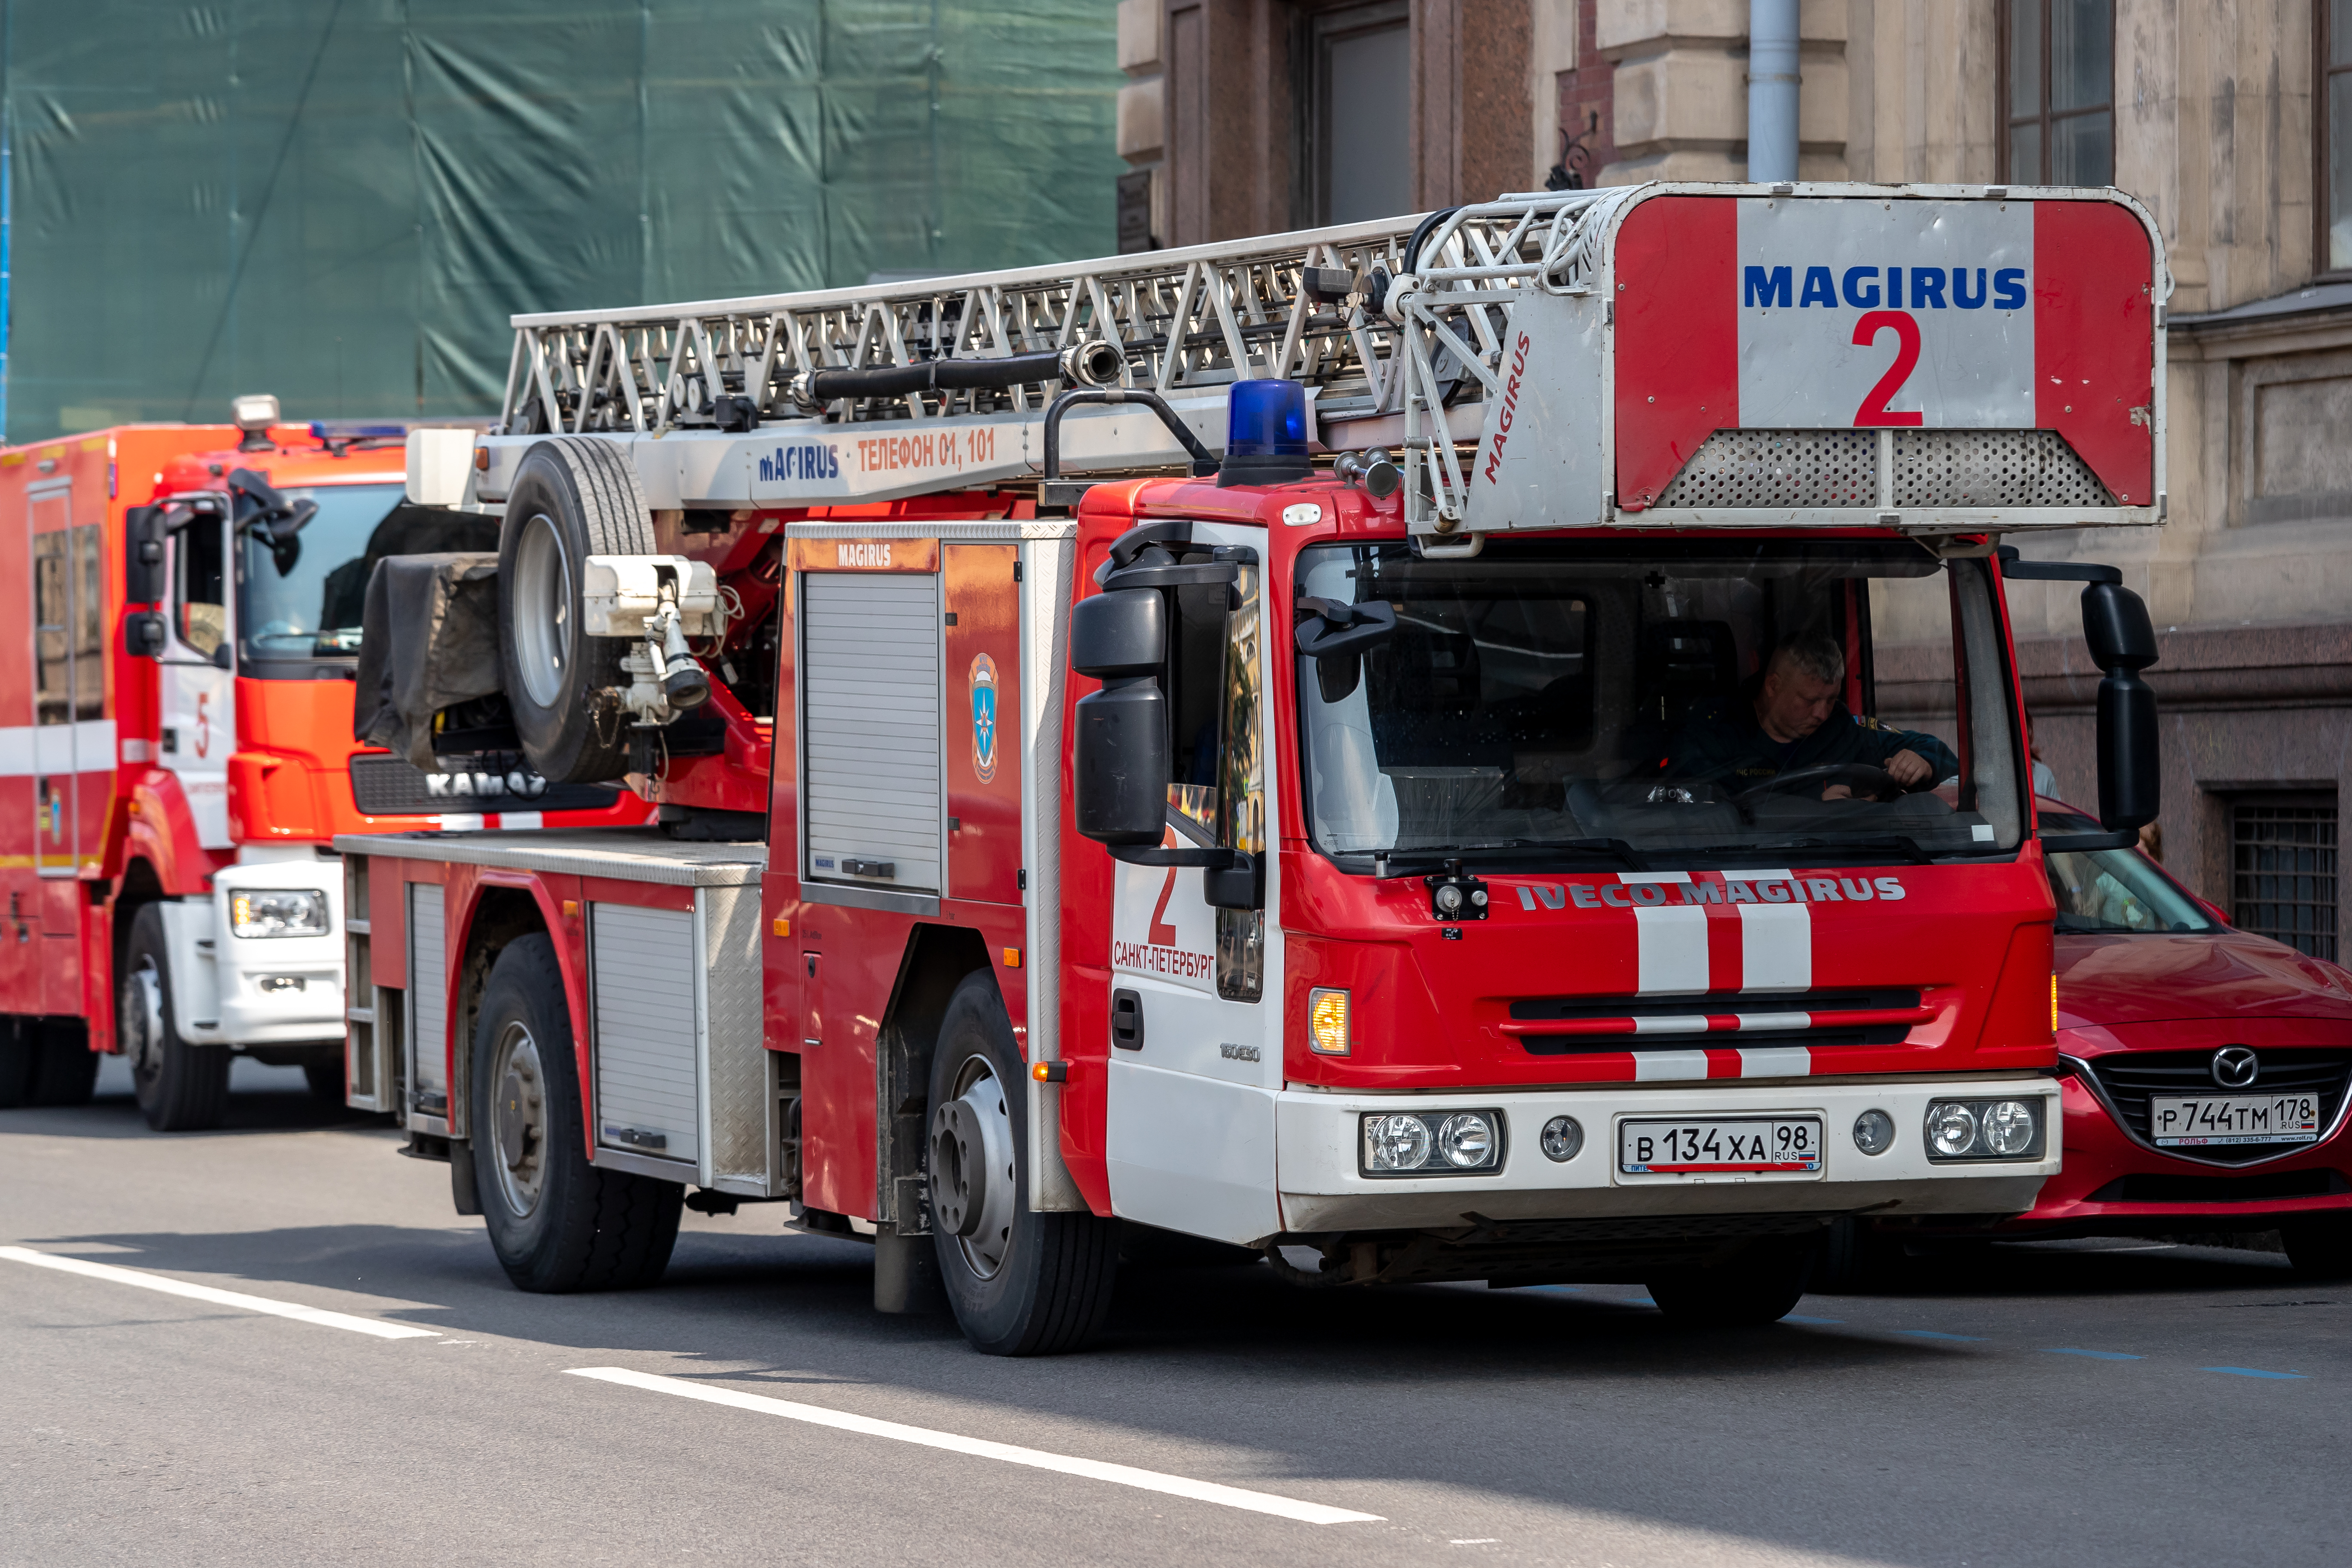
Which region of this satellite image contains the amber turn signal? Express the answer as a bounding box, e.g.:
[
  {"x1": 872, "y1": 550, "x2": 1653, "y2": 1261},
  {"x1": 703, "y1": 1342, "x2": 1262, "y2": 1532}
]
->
[
  {"x1": 1308, "y1": 987, "x2": 1350, "y2": 1055},
  {"x1": 1031, "y1": 1060, "x2": 1067, "y2": 1082}
]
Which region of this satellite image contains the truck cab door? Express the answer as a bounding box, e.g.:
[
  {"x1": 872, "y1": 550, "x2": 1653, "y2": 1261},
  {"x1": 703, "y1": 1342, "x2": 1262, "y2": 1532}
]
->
[
  {"x1": 161, "y1": 505, "x2": 234, "y2": 850},
  {"x1": 1103, "y1": 520, "x2": 1280, "y2": 1245}
]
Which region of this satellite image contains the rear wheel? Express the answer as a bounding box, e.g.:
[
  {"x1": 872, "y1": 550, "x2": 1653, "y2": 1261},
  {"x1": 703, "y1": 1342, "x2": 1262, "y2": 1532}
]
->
[
  {"x1": 121, "y1": 905, "x2": 229, "y2": 1132},
  {"x1": 0, "y1": 1018, "x2": 35, "y2": 1109},
  {"x1": 302, "y1": 1054, "x2": 346, "y2": 1103},
  {"x1": 928, "y1": 971, "x2": 1119, "y2": 1355},
  {"x1": 26, "y1": 1022, "x2": 98, "y2": 1107},
  {"x1": 472, "y1": 933, "x2": 681, "y2": 1292},
  {"x1": 2282, "y1": 1214, "x2": 2352, "y2": 1280},
  {"x1": 1646, "y1": 1239, "x2": 1816, "y2": 1327},
  {"x1": 497, "y1": 438, "x2": 655, "y2": 784}
]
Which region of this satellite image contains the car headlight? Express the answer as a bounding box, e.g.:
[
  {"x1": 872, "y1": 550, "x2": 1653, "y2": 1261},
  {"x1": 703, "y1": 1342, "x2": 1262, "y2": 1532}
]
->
[
  {"x1": 1924, "y1": 1098, "x2": 2045, "y2": 1161},
  {"x1": 1360, "y1": 1109, "x2": 1504, "y2": 1176},
  {"x1": 230, "y1": 889, "x2": 328, "y2": 938}
]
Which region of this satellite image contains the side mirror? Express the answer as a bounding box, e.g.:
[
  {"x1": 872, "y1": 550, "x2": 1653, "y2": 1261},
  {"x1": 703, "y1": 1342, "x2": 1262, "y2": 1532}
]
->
[
  {"x1": 1073, "y1": 680, "x2": 1169, "y2": 845},
  {"x1": 212, "y1": 642, "x2": 236, "y2": 672},
  {"x1": 1069, "y1": 588, "x2": 1164, "y2": 679},
  {"x1": 124, "y1": 612, "x2": 166, "y2": 659},
  {"x1": 125, "y1": 507, "x2": 165, "y2": 602},
  {"x1": 2082, "y1": 582, "x2": 2158, "y2": 832},
  {"x1": 1295, "y1": 597, "x2": 1396, "y2": 704}
]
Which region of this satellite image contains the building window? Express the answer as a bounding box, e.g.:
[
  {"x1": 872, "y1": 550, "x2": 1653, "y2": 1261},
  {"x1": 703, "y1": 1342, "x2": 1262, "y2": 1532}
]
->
[
  {"x1": 1300, "y1": 1, "x2": 1410, "y2": 226},
  {"x1": 2322, "y1": 0, "x2": 2352, "y2": 272},
  {"x1": 2233, "y1": 795, "x2": 2339, "y2": 961},
  {"x1": 2000, "y1": 0, "x2": 2114, "y2": 187}
]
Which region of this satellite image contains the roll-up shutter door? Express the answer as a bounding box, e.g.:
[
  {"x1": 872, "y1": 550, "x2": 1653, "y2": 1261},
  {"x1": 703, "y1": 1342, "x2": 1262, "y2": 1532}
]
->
[
  {"x1": 802, "y1": 572, "x2": 942, "y2": 893},
  {"x1": 407, "y1": 883, "x2": 447, "y2": 1118},
  {"x1": 592, "y1": 903, "x2": 699, "y2": 1164}
]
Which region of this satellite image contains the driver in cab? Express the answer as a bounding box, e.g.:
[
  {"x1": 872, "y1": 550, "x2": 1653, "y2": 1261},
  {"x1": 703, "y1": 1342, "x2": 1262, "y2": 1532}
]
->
[{"x1": 1665, "y1": 634, "x2": 1958, "y2": 800}]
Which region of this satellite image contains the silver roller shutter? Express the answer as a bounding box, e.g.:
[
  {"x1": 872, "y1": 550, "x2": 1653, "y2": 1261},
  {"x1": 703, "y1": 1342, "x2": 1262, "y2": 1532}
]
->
[
  {"x1": 592, "y1": 903, "x2": 699, "y2": 1164},
  {"x1": 801, "y1": 572, "x2": 942, "y2": 894}
]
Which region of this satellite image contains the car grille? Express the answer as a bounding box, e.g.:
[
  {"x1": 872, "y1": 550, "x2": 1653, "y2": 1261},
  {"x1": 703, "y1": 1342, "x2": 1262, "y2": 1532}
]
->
[
  {"x1": 1510, "y1": 987, "x2": 1926, "y2": 1055},
  {"x1": 2080, "y1": 1049, "x2": 2352, "y2": 1166}
]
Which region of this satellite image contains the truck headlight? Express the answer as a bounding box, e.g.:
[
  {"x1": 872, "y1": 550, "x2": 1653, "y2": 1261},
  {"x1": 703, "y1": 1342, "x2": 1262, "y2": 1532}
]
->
[
  {"x1": 1924, "y1": 1098, "x2": 2044, "y2": 1161},
  {"x1": 1360, "y1": 1110, "x2": 1504, "y2": 1176},
  {"x1": 230, "y1": 889, "x2": 328, "y2": 938}
]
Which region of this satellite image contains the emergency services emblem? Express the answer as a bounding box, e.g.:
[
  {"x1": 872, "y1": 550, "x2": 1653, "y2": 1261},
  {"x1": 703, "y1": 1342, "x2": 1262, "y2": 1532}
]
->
[{"x1": 969, "y1": 652, "x2": 999, "y2": 784}]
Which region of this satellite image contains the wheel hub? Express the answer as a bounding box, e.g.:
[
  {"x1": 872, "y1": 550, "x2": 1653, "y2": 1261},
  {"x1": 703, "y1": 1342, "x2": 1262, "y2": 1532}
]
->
[
  {"x1": 123, "y1": 961, "x2": 165, "y2": 1089},
  {"x1": 490, "y1": 1023, "x2": 548, "y2": 1216},
  {"x1": 929, "y1": 1060, "x2": 1015, "y2": 1278},
  {"x1": 511, "y1": 512, "x2": 572, "y2": 710}
]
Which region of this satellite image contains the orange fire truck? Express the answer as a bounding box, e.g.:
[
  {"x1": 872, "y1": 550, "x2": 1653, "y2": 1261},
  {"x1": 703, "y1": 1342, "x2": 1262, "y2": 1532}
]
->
[
  {"x1": 343, "y1": 183, "x2": 2169, "y2": 1352},
  {"x1": 0, "y1": 399, "x2": 649, "y2": 1129}
]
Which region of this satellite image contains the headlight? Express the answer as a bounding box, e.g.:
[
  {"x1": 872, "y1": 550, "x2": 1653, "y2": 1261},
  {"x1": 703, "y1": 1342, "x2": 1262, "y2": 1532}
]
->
[
  {"x1": 1360, "y1": 1109, "x2": 1504, "y2": 1176},
  {"x1": 1924, "y1": 1098, "x2": 2045, "y2": 1161},
  {"x1": 230, "y1": 889, "x2": 328, "y2": 938}
]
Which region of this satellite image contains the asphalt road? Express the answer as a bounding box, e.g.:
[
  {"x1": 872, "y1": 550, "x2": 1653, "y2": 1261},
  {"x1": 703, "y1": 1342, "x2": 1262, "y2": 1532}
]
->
[{"x1": 3, "y1": 1060, "x2": 2345, "y2": 1568}]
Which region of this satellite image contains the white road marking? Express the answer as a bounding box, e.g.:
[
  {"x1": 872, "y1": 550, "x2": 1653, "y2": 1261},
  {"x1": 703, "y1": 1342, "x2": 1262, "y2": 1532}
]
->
[
  {"x1": 0, "y1": 1246, "x2": 441, "y2": 1340},
  {"x1": 565, "y1": 1366, "x2": 1383, "y2": 1526}
]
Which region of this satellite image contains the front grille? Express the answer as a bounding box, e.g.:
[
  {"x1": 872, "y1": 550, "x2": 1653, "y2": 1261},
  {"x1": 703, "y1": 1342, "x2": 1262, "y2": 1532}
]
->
[
  {"x1": 349, "y1": 752, "x2": 622, "y2": 817},
  {"x1": 1654, "y1": 428, "x2": 2113, "y2": 510},
  {"x1": 2082, "y1": 1049, "x2": 2352, "y2": 1165},
  {"x1": 2086, "y1": 1169, "x2": 2350, "y2": 1204},
  {"x1": 1510, "y1": 987, "x2": 1925, "y2": 1055}
]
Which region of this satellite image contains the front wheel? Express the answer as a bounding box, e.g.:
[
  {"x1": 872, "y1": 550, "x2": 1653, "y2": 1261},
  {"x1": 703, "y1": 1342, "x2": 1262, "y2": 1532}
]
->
[
  {"x1": 121, "y1": 905, "x2": 229, "y2": 1132},
  {"x1": 2282, "y1": 1214, "x2": 2352, "y2": 1280},
  {"x1": 471, "y1": 933, "x2": 681, "y2": 1292},
  {"x1": 1647, "y1": 1239, "x2": 1816, "y2": 1327},
  {"x1": 928, "y1": 971, "x2": 1119, "y2": 1355}
]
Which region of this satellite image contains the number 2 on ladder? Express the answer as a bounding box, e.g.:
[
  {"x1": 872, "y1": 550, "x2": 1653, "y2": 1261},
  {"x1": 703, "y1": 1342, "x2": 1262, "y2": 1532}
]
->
[{"x1": 1851, "y1": 309, "x2": 1924, "y2": 428}]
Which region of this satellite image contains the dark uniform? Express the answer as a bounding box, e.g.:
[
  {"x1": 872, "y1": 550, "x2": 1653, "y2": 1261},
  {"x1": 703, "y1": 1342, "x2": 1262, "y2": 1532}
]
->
[{"x1": 1663, "y1": 692, "x2": 1961, "y2": 792}]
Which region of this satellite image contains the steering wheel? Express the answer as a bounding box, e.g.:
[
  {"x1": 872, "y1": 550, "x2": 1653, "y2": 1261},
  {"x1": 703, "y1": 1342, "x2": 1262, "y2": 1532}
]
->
[{"x1": 1733, "y1": 763, "x2": 1905, "y2": 805}]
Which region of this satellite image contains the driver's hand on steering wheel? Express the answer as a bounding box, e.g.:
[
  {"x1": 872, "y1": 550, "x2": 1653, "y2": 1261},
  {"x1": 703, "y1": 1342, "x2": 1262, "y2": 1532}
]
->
[{"x1": 1820, "y1": 749, "x2": 1929, "y2": 800}]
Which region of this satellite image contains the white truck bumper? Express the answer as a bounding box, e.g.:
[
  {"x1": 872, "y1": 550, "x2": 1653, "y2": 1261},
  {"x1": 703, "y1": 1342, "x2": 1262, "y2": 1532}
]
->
[
  {"x1": 165, "y1": 854, "x2": 346, "y2": 1047},
  {"x1": 1273, "y1": 1076, "x2": 2058, "y2": 1233}
]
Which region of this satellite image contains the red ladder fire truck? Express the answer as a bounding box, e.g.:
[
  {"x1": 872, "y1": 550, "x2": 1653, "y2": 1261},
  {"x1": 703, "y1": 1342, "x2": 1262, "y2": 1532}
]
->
[
  {"x1": 341, "y1": 183, "x2": 2168, "y2": 1353},
  {"x1": 0, "y1": 400, "x2": 649, "y2": 1129}
]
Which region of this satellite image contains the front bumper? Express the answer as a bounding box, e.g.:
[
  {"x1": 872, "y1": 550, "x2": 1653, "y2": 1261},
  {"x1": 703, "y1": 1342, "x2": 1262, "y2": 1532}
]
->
[
  {"x1": 1986, "y1": 1071, "x2": 2352, "y2": 1234},
  {"x1": 208, "y1": 863, "x2": 345, "y2": 1045},
  {"x1": 1274, "y1": 1076, "x2": 2058, "y2": 1233}
]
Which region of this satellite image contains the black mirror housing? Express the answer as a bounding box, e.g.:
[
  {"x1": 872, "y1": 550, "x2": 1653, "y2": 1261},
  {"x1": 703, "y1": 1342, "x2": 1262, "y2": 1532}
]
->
[
  {"x1": 1073, "y1": 680, "x2": 1169, "y2": 845},
  {"x1": 124, "y1": 507, "x2": 165, "y2": 602},
  {"x1": 123, "y1": 612, "x2": 166, "y2": 659},
  {"x1": 2081, "y1": 582, "x2": 2160, "y2": 831},
  {"x1": 1070, "y1": 588, "x2": 1165, "y2": 679},
  {"x1": 2082, "y1": 581, "x2": 2157, "y2": 671}
]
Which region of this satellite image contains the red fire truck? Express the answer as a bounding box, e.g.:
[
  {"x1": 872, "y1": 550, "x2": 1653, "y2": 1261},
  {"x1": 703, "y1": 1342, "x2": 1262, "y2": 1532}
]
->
[
  {"x1": 0, "y1": 400, "x2": 649, "y2": 1130},
  {"x1": 341, "y1": 183, "x2": 2168, "y2": 1353}
]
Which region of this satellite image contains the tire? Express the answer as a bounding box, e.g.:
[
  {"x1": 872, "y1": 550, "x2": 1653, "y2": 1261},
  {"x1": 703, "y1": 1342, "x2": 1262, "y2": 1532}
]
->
[
  {"x1": 120, "y1": 905, "x2": 230, "y2": 1132},
  {"x1": 302, "y1": 1054, "x2": 346, "y2": 1103},
  {"x1": 471, "y1": 933, "x2": 681, "y2": 1292},
  {"x1": 928, "y1": 971, "x2": 1120, "y2": 1356},
  {"x1": 2282, "y1": 1214, "x2": 2352, "y2": 1281},
  {"x1": 0, "y1": 1018, "x2": 34, "y2": 1109},
  {"x1": 26, "y1": 1022, "x2": 99, "y2": 1107},
  {"x1": 1647, "y1": 1239, "x2": 1816, "y2": 1328},
  {"x1": 497, "y1": 438, "x2": 655, "y2": 784}
]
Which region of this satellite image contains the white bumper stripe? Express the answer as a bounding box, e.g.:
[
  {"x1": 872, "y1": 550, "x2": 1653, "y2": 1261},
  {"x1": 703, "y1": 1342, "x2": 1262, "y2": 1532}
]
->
[
  {"x1": 1632, "y1": 1050, "x2": 1712, "y2": 1081},
  {"x1": 1738, "y1": 1046, "x2": 1813, "y2": 1078},
  {"x1": 1736, "y1": 870, "x2": 1812, "y2": 990}
]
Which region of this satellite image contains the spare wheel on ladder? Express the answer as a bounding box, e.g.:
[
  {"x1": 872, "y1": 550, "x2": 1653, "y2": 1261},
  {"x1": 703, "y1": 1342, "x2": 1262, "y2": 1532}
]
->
[{"x1": 498, "y1": 438, "x2": 656, "y2": 783}]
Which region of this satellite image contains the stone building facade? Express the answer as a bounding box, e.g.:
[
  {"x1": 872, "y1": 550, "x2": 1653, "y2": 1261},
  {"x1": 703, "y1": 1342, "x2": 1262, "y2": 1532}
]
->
[{"x1": 1115, "y1": 0, "x2": 2349, "y2": 959}]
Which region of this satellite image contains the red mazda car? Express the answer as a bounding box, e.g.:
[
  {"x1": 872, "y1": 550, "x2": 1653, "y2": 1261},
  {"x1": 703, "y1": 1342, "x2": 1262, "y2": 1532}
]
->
[{"x1": 1835, "y1": 800, "x2": 2352, "y2": 1283}]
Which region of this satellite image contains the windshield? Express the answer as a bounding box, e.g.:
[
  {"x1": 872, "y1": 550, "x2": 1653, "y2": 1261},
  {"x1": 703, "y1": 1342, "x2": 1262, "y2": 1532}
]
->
[
  {"x1": 236, "y1": 483, "x2": 499, "y2": 671},
  {"x1": 1294, "y1": 538, "x2": 2024, "y2": 869},
  {"x1": 2040, "y1": 807, "x2": 2215, "y2": 934}
]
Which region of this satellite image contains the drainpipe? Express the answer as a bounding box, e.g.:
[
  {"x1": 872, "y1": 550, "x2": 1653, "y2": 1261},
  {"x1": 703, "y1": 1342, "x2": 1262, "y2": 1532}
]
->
[{"x1": 1747, "y1": 0, "x2": 1801, "y2": 184}]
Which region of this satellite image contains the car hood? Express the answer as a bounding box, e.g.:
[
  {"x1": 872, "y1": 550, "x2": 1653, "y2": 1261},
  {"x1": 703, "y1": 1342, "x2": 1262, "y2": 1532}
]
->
[{"x1": 2055, "y1": 928, "x2": 2352, "y2": 1028}]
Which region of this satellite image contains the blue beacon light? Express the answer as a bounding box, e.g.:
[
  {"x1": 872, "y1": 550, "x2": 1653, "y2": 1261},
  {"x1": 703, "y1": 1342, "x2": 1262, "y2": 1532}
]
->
[{"x1": 1219, "y1": 379, "x2": 1313, "y2": 487}]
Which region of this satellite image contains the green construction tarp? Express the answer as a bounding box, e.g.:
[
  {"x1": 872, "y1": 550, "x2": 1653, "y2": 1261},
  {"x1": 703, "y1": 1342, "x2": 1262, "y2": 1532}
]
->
[{"x1": 0, "y1": 1, "x2": 1122, "y2": 441}]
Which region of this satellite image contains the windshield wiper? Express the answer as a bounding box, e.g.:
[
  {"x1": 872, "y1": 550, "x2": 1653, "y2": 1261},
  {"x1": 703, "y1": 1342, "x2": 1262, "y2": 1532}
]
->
[{"x1": 1368, "y1": 838, "x2": 1650, "y2": 875}]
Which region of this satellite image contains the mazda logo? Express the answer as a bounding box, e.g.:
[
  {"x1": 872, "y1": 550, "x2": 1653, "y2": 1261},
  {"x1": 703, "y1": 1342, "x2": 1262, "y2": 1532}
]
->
[{"x1": 2211, "y1": 1046, "x2": 2260, "y2": 1089}]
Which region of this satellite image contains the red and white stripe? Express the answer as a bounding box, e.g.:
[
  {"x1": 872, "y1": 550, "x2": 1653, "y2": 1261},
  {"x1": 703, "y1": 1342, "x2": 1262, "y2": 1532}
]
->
[{"x1": 1623, "y1": 870, "x2": 1813, "y2": 1081}]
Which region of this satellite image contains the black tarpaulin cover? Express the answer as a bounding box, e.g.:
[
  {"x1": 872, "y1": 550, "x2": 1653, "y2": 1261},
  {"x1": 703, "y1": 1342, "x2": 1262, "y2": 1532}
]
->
[{"x1": 353, "y1": 553, "x2": 502, "y2": 772}]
